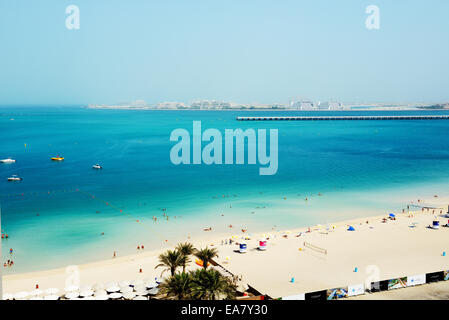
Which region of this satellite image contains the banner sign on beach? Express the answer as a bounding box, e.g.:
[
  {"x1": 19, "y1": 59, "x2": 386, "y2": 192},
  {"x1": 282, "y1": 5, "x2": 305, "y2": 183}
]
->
[
  {"x1": 426, "y1": 271, "x2": 444, "y2": 283},
  {"x1": 326, "y1": 287, "x2": 348, "y2": 300},
  {"x1": 387, "y1": 277, "x2": 407, "y2": 290},
  {"x1": 305, "y1": 290, "x2": 327, "y2": 301},
  {"x1": 406, "y1": 274, "x2": 426, "y2": 287},
  {"x1": 370, "y1": 280, "x2": 388, "y2": 292},
  {"x1": 347, "y1": 284, "x2": 365, "y2": 297},
  {"x1": 282, "y1": 293, "x2": 305, "y2": 300}
]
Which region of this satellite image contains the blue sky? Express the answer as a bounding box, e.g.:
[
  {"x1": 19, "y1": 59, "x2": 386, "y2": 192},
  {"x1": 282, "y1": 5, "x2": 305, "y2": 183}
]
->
[{"x1": 1, "y1": 0, "x2": 448, "y2": 105}]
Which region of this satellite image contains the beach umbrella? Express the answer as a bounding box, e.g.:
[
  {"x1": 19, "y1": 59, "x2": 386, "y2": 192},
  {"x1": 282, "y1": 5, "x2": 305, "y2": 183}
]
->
[
  {"x1": 94, "y1": 289, "x2": 107, "y2": 296},
  {"x1": 64, "y1": 285, "x2": 79, "y2": 293},
  {"x1": 108, "y1": 292, "x2": 123, "y2": 300},
  {"x1": 144, "y1": 281, "x2": 158, "y2": 289},
  {"x1": 44, "y1": 288, "x2": 59, "y2": 295},
  {"x1": 134, "y1": 289, "x2": 148, "y2": 296},
  {"x1": 14, "y1": 291, "x2": 29, "y2": 300},
  {"x1": 106, "y1": 285, "x2": 120, "y2": 293},
  {"x1": 94, "y1": 294, "x2": 109, "y2": 300},
  {"x1": 65, "y1": 292, "x2": 80, "y2": 300},
  {"x1": 2, "y1": 293, "x2": 14, "y2": 300},
  {"x1": 132, "y1": 295, "x2": 147, "y2": 301},
  {"x1": 44, "y1": 295, "x2": 60, "y2": 300},
  {"x1": 120, "y1": 286, "x2": 133, "y2": 294},
  {"x1": 80, "y1": 285, "x2": 93, "y2": 292},
  {"x1": 131, "y1": 279, "x2": 144, "y2": 287},
  {"x1": 389, "y1": 213, "x2": 395, "y2": 218},
  {"x1": 347, "y1": 226, "x2": 355, "y2": 231},
  {"x1": 80, "y1": 290, "x2": 94, "y2": 297},
  {"x1": 30, "y1": 289, "x2": 44, "y2": 297},
  {"x1": 105, "y1": 281, "x2": 118, "y2": 288},
  {"x1": 148, "y1": 288, "x2": 159, "y2": 296},
  {"x1": 92, "y1": 283, "x2": 104, "y2": 291},
  {"x1": 82, "y1": 296, "x2": 96, "y2": 300},
  {"x1": 119, "y1": 280, "x2": 131, "y2": 287},
  {"x1": 123, "y1": 292, "x2": 136, "y2": 300},
  {"x1": 133, "y1": 284, "x2": 146, "y2": 291}
]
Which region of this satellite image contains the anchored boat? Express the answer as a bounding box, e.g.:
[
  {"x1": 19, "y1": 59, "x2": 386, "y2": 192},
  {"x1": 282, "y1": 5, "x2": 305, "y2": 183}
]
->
[
  {"x1": 7, "y1": 175, "x2": 22, "y2": 181},
  {"x1": 1, "y1": 158, "x2": 16, "y2": 164}
]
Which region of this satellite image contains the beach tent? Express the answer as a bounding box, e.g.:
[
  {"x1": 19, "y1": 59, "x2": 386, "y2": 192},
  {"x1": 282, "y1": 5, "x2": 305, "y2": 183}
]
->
[
  {"x1": 347, "y1": 226, "x2": 355, "y2": 231},
  {"x1": 259, "y1": 239, "x2": 267, "y2": 251},
  {"x1": 239, "y1": 242, "x2": 247, "y2": 253},
  {"x1": 432, "y1": 220, "x2": 440, "y2": 230},
  {"x1": 389, "y1": 213, "x2": 395, "y2": 218}
]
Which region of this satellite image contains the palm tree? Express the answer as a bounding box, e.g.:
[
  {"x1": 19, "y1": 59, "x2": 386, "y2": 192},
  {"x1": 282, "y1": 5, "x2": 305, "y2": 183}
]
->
[
  {"x1": 155, "y1": 249, "x2": 186, "y2": 276},
  {"x1": 190, "y1": 269, "x2": 237, "y2": 300},
  {"x1": 176, "y1": 242, "x2": 194, "y2": 273},
  {"x1": 159, "y1": 272, "x2": 192, "y2": 300},
  {"x1": 194, "y1": 247, "x2": 218, "y2": 270}
]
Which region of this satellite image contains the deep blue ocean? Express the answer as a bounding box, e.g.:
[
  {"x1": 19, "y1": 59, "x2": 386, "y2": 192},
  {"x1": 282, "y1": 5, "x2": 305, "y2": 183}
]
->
[{"x1": 2, "y1": 107, "x2": 449, "y2": 272}]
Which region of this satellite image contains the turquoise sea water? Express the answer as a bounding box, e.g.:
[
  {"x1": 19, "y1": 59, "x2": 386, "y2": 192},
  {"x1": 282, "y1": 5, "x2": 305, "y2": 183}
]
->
[{"x1": 2, "y1": 107, "x2": 449, "y2": 273}]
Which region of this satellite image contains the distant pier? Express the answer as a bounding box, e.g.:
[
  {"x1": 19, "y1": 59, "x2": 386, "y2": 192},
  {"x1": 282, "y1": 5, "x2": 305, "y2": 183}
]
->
[{"x1": 236, "y1": 115, "x2": 449, "y2": 121}]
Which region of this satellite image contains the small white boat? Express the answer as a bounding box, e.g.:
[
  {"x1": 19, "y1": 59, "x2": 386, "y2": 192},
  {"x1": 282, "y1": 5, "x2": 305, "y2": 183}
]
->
[
  {"x1": 7, "y1": 175, "x2": 22, "y2": 181},
  {"x1": 92, "y1": 164, "x2": 103, "y2": 169},
  {"x1": 1, "y1": 158, "x2": 16, "y2": 164}
]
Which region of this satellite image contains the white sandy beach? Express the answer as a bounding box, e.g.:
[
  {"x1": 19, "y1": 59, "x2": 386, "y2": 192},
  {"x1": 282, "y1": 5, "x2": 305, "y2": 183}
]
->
[{"x1": 3, "y1": 194, "x2": 449, "y2": 299}]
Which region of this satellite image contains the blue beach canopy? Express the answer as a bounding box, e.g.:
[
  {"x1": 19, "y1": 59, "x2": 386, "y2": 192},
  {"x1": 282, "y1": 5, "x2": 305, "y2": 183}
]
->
[
  {"x1": 389, "y1": 213, "x2": 395, "y2": 218},
  {"x1": 347, "y1": 226, "x2": 355, "y2": 231}
]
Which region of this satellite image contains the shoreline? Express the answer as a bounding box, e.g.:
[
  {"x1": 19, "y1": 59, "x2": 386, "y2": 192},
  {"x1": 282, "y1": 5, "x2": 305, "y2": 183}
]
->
[{"x1": 4, "y1": 201, "x2": 449, "y2": 296}]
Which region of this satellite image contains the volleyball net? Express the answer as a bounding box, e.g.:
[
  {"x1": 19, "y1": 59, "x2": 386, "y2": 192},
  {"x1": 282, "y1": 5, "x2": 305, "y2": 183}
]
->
[{"x1": 303, "y1": 241, "x2": 327, "y2": 255}]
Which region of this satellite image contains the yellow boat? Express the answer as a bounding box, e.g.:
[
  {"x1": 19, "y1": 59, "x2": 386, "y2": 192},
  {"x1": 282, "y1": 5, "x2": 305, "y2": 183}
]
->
[{"x1": 51, "y1": 156, "x2": 64, "y2": 161}]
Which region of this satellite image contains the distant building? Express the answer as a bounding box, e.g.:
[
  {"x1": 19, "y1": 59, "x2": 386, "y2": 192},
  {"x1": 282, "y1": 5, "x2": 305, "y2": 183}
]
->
[
  {"x1": 290, "y1": 100, "x2": 316, "y2": 110},
  {"x1": 156, "y1": 102, "x2": 187, "y2": 109},
  {"x1": 190, "y1": 100, "x2": 232, "y2": 109}
]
